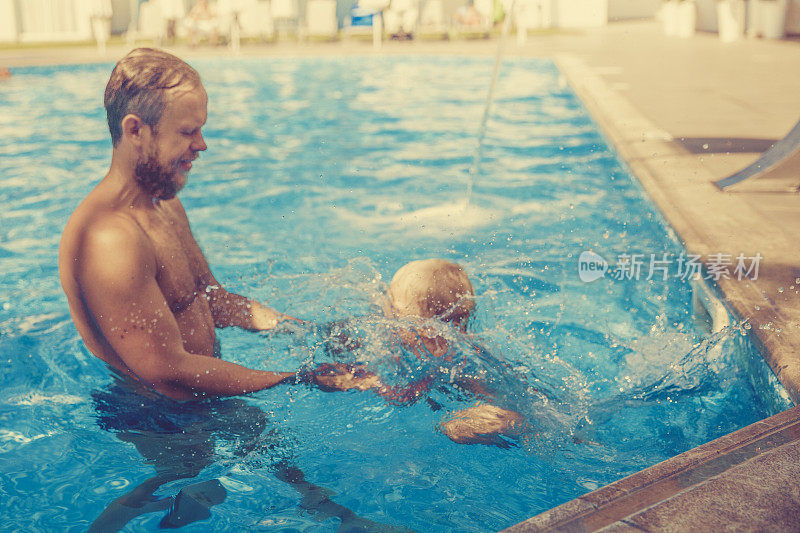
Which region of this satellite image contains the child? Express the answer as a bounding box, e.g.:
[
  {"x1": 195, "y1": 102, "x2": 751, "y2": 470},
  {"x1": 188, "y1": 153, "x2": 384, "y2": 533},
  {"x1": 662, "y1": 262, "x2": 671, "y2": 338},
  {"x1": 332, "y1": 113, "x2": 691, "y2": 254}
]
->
[{"x1": 316, "y1": 259, "x2": 524, "y2": 447}]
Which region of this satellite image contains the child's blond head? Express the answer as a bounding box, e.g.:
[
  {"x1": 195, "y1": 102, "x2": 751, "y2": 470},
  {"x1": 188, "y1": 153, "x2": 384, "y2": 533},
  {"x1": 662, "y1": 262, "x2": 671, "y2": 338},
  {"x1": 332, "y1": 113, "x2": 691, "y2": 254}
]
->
[{"x1": 388, "y1": 259, "x2": 475, "y2": 330}]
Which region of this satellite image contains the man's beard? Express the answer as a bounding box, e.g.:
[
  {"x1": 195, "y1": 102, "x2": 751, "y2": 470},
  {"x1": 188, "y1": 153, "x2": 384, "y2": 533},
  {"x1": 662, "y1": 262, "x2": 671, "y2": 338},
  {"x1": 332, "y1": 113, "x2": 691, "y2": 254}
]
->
[{"x1": 134, "y1": 150, "x2": 183, "y2": 201}]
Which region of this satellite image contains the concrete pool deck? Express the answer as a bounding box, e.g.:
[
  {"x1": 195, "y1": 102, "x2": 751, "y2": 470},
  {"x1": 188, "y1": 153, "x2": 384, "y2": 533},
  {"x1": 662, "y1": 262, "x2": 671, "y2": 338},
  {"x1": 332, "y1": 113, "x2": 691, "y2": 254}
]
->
[{"x1": 2, "y1": 21, "x2": 799, "y2": 531}]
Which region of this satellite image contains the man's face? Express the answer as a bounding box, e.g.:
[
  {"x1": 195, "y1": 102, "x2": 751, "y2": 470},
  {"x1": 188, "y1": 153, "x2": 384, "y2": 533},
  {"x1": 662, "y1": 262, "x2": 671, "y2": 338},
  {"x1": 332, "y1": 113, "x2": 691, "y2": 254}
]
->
[{"x1": 135, "y1": 85, "x2": 208, "y2": 200}]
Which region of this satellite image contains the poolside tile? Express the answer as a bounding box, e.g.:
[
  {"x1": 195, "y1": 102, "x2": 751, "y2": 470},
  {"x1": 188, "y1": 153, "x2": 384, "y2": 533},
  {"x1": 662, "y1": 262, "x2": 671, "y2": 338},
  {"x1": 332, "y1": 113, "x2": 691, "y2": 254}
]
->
[
  {"x1": 622, "y1": 441, "x2": 800, "y2": 531},
  {"x1": 577, "y1": 484, "x2": 627, "y2": 508},
  {"x1": 758, "y1": 405, "x2": 800, "y2": 430},
  {"x1": 502, "y1": 498, "x2": 596, "y2": 532}
]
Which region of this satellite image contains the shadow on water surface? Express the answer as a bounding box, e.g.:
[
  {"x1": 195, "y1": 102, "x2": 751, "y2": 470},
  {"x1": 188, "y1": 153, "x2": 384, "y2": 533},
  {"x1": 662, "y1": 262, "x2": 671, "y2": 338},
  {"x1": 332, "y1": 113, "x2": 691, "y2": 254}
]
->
[{"x1": 89, "y1": 375, "x2": 409, "y2": 532}]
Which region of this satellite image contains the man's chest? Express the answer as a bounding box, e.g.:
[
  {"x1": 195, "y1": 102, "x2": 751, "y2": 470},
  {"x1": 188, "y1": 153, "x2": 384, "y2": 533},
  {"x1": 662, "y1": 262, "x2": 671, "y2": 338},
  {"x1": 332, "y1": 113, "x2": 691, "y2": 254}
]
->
[{"x1": 140, "y1": 213, "x2": 207, "y2": 314}]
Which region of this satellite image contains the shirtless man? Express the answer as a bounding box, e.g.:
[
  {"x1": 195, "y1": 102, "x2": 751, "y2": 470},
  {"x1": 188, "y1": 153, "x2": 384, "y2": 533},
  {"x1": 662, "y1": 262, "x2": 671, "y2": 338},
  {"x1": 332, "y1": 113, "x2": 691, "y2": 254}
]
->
[{"x1": 59, "y1": 48, "x2": 314, "y2": 401}]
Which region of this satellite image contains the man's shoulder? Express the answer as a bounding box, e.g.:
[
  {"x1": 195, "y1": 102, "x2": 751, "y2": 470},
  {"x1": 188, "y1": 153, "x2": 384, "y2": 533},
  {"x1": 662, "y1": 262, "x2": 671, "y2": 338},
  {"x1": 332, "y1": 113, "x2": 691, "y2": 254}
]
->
[
  {"x1": 64, "y1": 202, "x2": 154, "y2": 271},
  {"x1": 66, "y1": 197, "x2": 142, "y2": 244},
  {"x1": 84, "y1": 214, "x2": 148, "y2": 252},
  {"x1": 79, "y1": 216, "x2": 160, "y2": 289}
]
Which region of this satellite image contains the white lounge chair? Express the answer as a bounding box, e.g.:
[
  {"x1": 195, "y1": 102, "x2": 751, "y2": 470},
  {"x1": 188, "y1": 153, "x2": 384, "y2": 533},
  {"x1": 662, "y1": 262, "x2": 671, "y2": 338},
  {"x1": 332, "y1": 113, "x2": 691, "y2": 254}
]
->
[
  {"x1": 271, "y1": 0, "x2": 299, "y2": 37},
  {"x1": 136, "y1": 0, "x2": 164, "y2": 41},
  {"x1": 418, "y1": 0, "x2": 447, "y2": 38}
]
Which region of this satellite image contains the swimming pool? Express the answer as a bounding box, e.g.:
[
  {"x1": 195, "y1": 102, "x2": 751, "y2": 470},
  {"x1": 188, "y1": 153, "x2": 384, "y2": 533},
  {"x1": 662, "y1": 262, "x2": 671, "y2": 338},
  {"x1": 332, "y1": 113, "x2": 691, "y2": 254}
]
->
[{"x1": 0, "y1": 56, "x2": 791, "y2": 531}]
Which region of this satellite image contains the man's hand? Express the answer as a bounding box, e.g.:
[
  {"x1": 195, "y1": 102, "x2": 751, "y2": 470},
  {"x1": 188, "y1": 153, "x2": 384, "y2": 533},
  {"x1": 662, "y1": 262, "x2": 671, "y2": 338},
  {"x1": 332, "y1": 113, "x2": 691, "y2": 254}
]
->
[{"x1": 249, "y1": 302, "x2": 303, "y2": 331}]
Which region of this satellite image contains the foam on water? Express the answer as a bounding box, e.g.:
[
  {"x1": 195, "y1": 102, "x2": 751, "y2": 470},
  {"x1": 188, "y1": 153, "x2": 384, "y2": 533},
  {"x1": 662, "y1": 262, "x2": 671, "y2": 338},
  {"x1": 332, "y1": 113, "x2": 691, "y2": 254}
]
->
[
  {"x1": 335, "y1": 202, "x2": 497, "y2": 235},
  {"x1": 6, "y1": 393, "x2": 85, "y2": 406}
]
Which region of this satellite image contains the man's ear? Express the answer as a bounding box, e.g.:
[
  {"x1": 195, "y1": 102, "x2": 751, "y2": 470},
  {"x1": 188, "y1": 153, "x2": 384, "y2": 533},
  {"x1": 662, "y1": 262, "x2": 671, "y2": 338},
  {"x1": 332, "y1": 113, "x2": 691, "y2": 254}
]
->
[{"x1": 120, "y1": 114, "x2": 150, "y2": 148}]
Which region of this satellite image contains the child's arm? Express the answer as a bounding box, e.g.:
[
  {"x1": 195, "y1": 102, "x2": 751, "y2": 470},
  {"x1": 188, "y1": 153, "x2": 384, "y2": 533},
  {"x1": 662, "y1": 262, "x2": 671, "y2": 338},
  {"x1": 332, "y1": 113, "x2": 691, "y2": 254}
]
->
[
  {"x1": 311, "y1": 363, "x2": 383, "y2": 392},
  {"x1": 374, "y1": 375, "x2": 436, "y2": 406},
  {"x1": 311, "y1": 361, "x2": 436, "y2": 406}
]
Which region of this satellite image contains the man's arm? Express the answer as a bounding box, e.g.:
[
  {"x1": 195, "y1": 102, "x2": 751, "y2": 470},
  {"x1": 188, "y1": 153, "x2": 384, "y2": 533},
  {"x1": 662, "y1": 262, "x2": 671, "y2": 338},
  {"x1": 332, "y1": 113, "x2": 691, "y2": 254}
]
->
[
  {"x1": 203, "y1": 283, "x2": 297, "y2": 331},
  {"x1": 76, "y1": 221, "x2": 300, "y2": 401},
  {"x1": 167, "y1": 200, "x2": 297, "y2": 331}
]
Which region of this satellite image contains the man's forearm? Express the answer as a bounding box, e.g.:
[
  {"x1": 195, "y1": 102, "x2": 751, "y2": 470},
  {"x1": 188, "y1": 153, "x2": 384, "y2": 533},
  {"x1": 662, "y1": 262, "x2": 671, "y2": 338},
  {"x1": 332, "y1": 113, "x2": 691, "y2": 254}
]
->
[
  {"x1": 207, "y1": 288, "x2": 288, "y2": 330},
  {"x1": 153, "y1": 351, "x2": 301, "y2": 399}
]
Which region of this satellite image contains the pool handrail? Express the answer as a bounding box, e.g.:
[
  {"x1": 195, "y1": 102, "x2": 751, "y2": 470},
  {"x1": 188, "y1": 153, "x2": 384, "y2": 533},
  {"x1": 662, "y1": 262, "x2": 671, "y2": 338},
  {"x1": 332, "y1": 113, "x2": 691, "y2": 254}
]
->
[{"x1": 715, "y1": 117, "x2": 800, "y2": 191}]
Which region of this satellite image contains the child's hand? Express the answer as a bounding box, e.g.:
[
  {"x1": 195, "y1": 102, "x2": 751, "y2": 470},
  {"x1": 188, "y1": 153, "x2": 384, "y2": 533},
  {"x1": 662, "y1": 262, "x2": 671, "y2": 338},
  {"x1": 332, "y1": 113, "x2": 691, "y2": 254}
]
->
[
  {"x1": 440, "y1": 402, "x2": 523, "y2": 447},
  {"x1": 311, "y1": 363, "x2": 383, "y2": 392}
]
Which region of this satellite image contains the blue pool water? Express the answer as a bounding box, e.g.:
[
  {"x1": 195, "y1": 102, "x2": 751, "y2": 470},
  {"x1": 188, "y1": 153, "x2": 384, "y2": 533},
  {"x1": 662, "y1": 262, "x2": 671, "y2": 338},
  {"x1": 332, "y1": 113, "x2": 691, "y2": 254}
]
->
[{"x1": 0, "y1": 56, "x2": 792, "y2": 531}]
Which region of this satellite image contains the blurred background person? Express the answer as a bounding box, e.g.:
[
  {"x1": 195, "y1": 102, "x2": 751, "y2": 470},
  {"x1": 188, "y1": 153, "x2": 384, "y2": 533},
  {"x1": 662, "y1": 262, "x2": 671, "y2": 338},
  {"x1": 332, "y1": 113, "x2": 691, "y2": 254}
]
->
[
  {"x1": 384, "y1": 0, "x2": 419, "y2": 40},
  {"x1": 186, "y1": 0, "x2": 221, "y2": 46},
  {"x1": 455, "y1": 0, "x2": 482, "y2": 28},
  {"x1": 217, "y1": 0, "x2": 246, "y2": 51},
  {"x1": 159, "y1": 0, "x2": 186, "y2": 44}
]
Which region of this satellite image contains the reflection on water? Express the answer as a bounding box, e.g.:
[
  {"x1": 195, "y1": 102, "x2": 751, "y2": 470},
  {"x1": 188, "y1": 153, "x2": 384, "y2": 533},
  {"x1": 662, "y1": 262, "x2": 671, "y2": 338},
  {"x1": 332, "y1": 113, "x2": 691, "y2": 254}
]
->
[
  {"x1": 90, "y1": 377, "x2": 269, "y2": 530},
  {"x1": 89, "y1": 375, "x2": 408, "y2": 531}
]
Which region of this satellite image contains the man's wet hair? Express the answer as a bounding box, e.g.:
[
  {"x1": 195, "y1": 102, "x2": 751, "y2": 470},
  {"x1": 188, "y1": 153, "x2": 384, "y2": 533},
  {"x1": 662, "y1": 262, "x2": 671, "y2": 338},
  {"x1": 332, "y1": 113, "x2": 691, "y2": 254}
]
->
[{"x1": 104, "y1": 48, "x2": 201, "y2": 146}]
